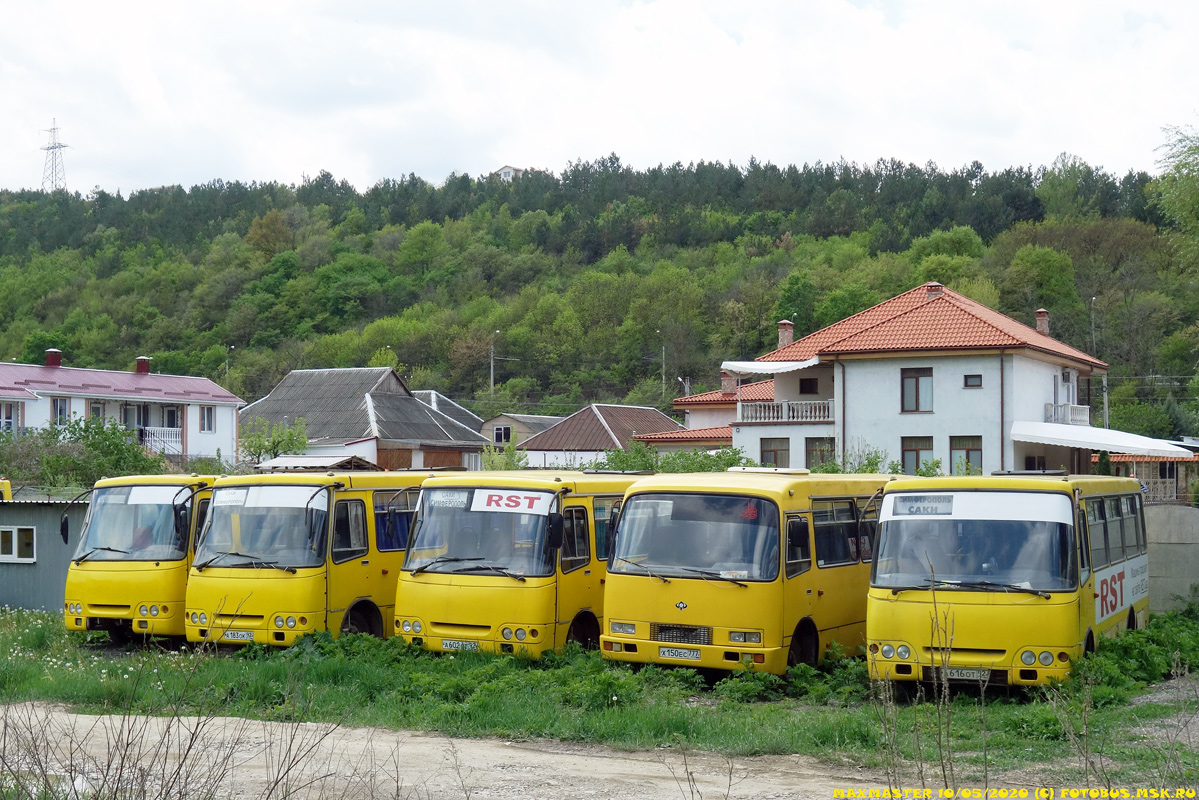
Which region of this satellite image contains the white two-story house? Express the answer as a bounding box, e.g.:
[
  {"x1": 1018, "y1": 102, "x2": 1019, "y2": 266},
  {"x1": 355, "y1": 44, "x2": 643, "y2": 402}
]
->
[
  {"x1": 0, "y1": 349, "x2": 243, "y2": 461},
  {"x1": 724, "y1": 282, "x2": 1187, "y2": 473}
]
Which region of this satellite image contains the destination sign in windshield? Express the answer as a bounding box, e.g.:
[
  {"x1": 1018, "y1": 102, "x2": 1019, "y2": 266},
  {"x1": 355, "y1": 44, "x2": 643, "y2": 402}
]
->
[{"x1": 891, "y1": 495, "x2": 954, "y2": 516}]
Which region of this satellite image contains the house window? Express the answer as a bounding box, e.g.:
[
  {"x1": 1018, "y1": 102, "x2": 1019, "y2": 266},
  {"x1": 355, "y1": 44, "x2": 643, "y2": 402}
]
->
[
  {"x1": 89, "y1": 401, "x2": 104, "y2": 419},
  {"x1": 494, "y1": 425, "x2": 512, "y2": 444},
  {"x1": 1159, "y1": 461, "x2": 1176, "y2": 480},
  {"x1": 805, "y1": 437, "x2": 836, "y2": 470},
  {"x1": 799, "y1": 378, "x2": 819, "y2": 395},
  {"x1": 761, "y1": 438, "x2": 790, "y2": 468},
  {"x1": 200, "y1": 406, "x2": 215, "y2": 433},
  {"x1": 164, "y1": 406, "x2": 181, "y2": 429},
  {"x1": 0, "y1": 526, "x2": 36, "y2": 563},
  {"x1": 1024, "y1": 455, "x2": 1047, "y2": 471},
  {"x1": 51, "y1": 397, "x2": 70, "y2": 424},
  {"x1": 502, "y1": 170, "x2": 512, "y2": 179},
  {"x1": 901, "y1": 368, "x2": 933, "y2": 412},
  {"x1": 964, "y1": 374, "x2": 982, "y2": 388},
  {"x1": 0, "y1": 402, "x2": 18, "y2": 431},
  {"x1": 901, "y1": 436, "x2": 933, "y2": 474},
  {"x1": 950, "y1": 436, "x2": 982, "y2": 475}
]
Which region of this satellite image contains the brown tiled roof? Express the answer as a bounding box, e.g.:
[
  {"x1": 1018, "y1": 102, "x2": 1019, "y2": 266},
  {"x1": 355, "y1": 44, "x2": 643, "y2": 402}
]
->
[
  {"x1": 673, "y1": 380, "x2": 774, "y2": 407},
  {"x1": 632, "y1": 425, "x2": 732, "y2": 444},
  {"x1": 519, "y1": 404, "x2": 682, "y2": 451},
  {"x1": 1090, "y1": 453, "x2": 1199, "y2": 463},
  {"x1": 759, "y1": 283, "x2": 1106, "y2": 371}
]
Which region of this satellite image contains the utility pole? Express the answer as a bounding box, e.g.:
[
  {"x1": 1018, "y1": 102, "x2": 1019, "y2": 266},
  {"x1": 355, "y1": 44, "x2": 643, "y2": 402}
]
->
[{"x1": 41, "y1": 119, "x2": 68, "y2": 192}]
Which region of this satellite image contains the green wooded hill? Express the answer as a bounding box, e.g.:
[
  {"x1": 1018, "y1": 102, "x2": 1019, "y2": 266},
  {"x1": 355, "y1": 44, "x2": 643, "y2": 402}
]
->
[{"x1": 3, "y1": 149, "x2": 1198, "y2": 437}]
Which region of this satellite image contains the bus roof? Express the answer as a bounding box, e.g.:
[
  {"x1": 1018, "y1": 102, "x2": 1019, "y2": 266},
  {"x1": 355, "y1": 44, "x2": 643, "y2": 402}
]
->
[
  {"x1": 418, "y1": 469, "x2": 649, "y2": 495},
  {"x1": 93, "y1": 474, "x2": 220, "y2": 489},
  {"x1": 882, "y1": 473, "x2": 1141, "y2": 495},
  {"x1": 623, "y1": 471, "x2": 896, "y2": 500},
  {"x1": 210, "y1": 471, "x2": 433, "y2": 489}
]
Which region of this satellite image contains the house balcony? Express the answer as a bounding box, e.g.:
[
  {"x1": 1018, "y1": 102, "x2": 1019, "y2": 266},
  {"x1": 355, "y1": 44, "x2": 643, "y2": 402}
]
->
[
  {"x1": 1044, "y1": 403, "x2": 1090, "y2": 426},
  {"x1": 139, "y1": 426, "x2": 182, "y2": 455},
  {"x1": 738, "y1": 400, "x2": 833, "y2": 424}
]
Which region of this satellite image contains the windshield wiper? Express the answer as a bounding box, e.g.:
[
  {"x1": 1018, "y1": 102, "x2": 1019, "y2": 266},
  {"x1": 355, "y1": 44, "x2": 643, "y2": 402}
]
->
[
  {"x1": 74, "y1": 546, "x2": 129, "y2": 564},
  {"x1": 680, "y1": 567, "x2": 748, "y2": 588},
  {"x1": 454, "y1": 563, "x2": 527, "y2": 582},
  {"x1": 410, "y1": 555, "x2": 484, "y2": 576},
  {"x1": 957, "y1": 579, "x2": 1051, "y2": 599},
  {"x1": 613, "y1": 556, "x2": 671, "y2": 583},
  {"x1": 888, "y1": 578, "x2": 958, "y2": 595},
  {"x1": 193, "y1": 550, "x2": 295, "y2": 573}
]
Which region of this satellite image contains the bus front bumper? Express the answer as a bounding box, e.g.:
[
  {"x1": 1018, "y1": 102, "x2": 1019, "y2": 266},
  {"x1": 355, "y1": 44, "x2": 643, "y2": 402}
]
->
[{"x1": 600, "y1": 636, "x2": 788, "y2": 674}]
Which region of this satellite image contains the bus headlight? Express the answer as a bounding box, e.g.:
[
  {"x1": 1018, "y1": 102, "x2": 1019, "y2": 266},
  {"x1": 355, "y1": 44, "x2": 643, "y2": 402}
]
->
[
  {"x1": 1038, "y1": 651, "x2": 1053, "y2": 666},
  {"x1": 412, "y1": 620, "x2": 422, "y2": 633},
  {"x1": 286, "y1": 617, "x2": 296, "y2": 629},
  {"x1": 502, "y1": 627, "x2": 513, "y2": 640},
  {"x1": 149, "y1": 606, "x2": 159, "y2": 617},
  {"x1": 275, "y1": 616, "x2": 285, "y2": 629},
  {"x1": 896, "y1": 645, "x2": 911, "y2": 659},
  {"x1": 729, "y1": 631, "x2": 761, "y2": 644},
  {"x1": 515, "y1": 628, "x2": 527, "y2": 641},
  {"x1": 610, "y1": 621, "x2": 635, "y2": 635},
  {"x1": 199, "y1": 612, "x2": 208, "y2": 625},
  {"x1": 881, "y1": 644, "x2": 895, "y2": 659},
  {"x1": 401, "y1": 620, "x2": 412, "y2": 633},
  {"x1": 139, "y1": 605, "x2": 149, "y2": 617},
  {"x1": 1021, "y1": 650, "x2": 1036, "y2": 666}
]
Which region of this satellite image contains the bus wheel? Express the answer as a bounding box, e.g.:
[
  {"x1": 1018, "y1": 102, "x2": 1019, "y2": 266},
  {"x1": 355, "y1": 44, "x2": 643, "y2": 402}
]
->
[
  {"x1": 1084, "y1": 631, "x2": 1096, "y2": 656},
  {"x1": 1127, "y1": 609, "x2": 1137, "y2": 632},
  {"x1": 109, "y1": 625, "x2": 133, "y2": 646},
  {"x1": 787, "y1": 622, "x2": 819, "y2": 669},
  {"x1": 341, "y1": 605, "x2": 382, "y2": 638},
  {"x1": 566, "y1": 614, "x2": 600, "y2": 650}
]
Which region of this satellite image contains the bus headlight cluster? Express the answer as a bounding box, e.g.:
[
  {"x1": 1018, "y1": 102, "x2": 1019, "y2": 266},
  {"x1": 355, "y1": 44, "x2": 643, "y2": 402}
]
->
[
  {"x1": 729, "y1": 631, "x2": 761, "y2": 644},
  {"x1": 67, "y1": 602, "x2": 83, "y2": 614},
  {"x1": 399, "y1": 619, "x2": 423, "y2": 634},
  {"x1": 610, "y1": 621, "x2": 635, "y2": 635},
  {"x1": 1021, "y1": 650, "x2": 1055, "y2": 667},
  {"x1": 138, "y1": 605, "x2": 162, "y2": 618},
  {"x1": 273, "y1": 616, "x2": 298, "y2": 629},
  {"x1": 501, "y1": 627, "x2": 529, "y2": 641},
  {"x1": 871, "y1": 643, "x2": 911, "y2": 659},
  {"x1": 189, "y1": 612, "x2": 208, "y2": 625}
]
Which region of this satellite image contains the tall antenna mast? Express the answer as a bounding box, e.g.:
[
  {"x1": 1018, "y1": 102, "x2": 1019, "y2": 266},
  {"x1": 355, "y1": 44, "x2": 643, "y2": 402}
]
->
[{"x1": 41, "y1": 119, "x2": 68, "y2": 192}]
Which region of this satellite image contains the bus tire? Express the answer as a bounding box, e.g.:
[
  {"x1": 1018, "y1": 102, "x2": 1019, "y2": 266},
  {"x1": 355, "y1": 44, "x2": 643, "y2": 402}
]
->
[
  {"x1": 566, "y1": 613, "x2": 600, "y2": 650},
  {"x1": 1127, "y1": 608, "x2": 1137, "y2": 632},
  {"x1": 787, "y1": 620, "x2": 820, "y2": 669},
  {"x1": 1084, "y1": 631, "x2": 1096, "y2": 656},
  {"x1": 340, "y1": 603, "x2": 383, "y2": 638}
]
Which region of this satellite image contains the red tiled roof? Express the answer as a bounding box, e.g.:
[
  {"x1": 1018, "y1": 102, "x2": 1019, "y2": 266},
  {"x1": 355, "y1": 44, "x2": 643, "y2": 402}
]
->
[
  {"x1": 1090, "y1": 453, "x2": 1199, "y2": 463},
  {"x1": 632, "y1": 425, "x2": 732, "y2": 443},
  {"x1": 673, "y1": 380, "x2": 774, "y2": 406},
  {"x1": 0, "y1": 363, "x2": 242, "y2": 405},
  {"x1": 519, "y1": 404, "x2": 682, "y2": 451},
  {"x1": 759, "y1": 283, "x2": 1106, "y2": 371}
]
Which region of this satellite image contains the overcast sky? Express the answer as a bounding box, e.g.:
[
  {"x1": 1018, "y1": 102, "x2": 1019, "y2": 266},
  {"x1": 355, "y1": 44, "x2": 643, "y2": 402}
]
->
[{"x1": 2, "y1": 0, "x2": 1195, "y2": 195}]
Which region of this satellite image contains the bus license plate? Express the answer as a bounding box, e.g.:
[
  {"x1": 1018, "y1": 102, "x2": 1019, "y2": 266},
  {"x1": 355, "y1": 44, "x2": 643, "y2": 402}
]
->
[
  {"x1": 222, "y1": 630, "x2": 254, "y2": 642},
  {"x1": 659, "y1": 646, "x2": 701, "y2": 660},
  {"x1": 945, "y1": 667, "x2": 986, "y2": 682},
  {"x1": 441, "y1": 640, "x2": 479, "y2": 651}
]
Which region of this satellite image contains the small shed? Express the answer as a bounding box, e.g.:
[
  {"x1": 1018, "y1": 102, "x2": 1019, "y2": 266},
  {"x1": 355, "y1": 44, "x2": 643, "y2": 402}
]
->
[{"x1": 0, "y1": 500, "x2": 85, "y2": 611}]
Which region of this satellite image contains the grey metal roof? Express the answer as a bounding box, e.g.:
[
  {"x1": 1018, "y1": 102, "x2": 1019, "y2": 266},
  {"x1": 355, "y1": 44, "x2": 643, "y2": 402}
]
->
[
  {"x1": 412, "y1": 390, "x2": 484, "y2": 431},
  {"x1": 241, "y1": 368, "x2": 488, "y2": 450}
]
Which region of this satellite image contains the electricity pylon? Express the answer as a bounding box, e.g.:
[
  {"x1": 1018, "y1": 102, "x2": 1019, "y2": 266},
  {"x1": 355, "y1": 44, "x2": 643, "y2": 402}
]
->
[{"x1": 41, "y1": 119, "x2": 68, "y2": 192}]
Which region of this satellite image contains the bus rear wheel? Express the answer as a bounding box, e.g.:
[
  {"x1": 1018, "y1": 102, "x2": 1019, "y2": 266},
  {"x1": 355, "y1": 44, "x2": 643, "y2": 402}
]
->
[
  {"x1": 566, "y1": 614, "x2": 600, "y2": 650},
  {"x1": 787, "y1": 622, "x2": 819, "y2": 669},
  {"x1": 340, "y1": 605, "x2": 382, "y2": 638}
]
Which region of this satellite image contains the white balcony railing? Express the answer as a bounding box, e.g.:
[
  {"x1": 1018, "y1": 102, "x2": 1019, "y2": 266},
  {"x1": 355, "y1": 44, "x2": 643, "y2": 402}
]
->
[
  {"x1": 140, "y1": 426, "x2": 182, "y2": 455},
  {"x1": 1044, "y1": 403, "x2": 1091, "y2": 426},
  {"x1": 738, "y1": 400, "x2": 833, "y2": 424}
]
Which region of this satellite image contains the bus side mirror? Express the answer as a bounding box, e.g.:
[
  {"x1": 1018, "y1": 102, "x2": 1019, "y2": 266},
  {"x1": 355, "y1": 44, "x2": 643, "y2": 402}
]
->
[
  {"x1": 60, "y1": 515, "x2": 70, "y2": 545},
  {"x1": 174, "y1": 507, "x2": 189, "y2": 540},
  {"x1": 545, "y1": 513, "x2": 564, "y2": 551},
  {"x1": 787, "y1": 518, "x2": 810, "y2": 560}
]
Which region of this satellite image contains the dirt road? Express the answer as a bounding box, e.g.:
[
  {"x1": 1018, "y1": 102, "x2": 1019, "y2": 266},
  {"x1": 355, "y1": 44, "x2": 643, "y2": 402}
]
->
[{"x1": 4, "y1": 703, "x2": 890, "y2": 799}]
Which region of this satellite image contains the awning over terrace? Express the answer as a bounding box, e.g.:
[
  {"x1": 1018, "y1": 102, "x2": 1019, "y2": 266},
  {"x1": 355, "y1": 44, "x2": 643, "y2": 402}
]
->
[
  {"x1": 720, "y1": 357, "x2": 819, "y2": 377},
  {"x1": 1010, "y1": 421, "x2": 1191, "y2": 458}
]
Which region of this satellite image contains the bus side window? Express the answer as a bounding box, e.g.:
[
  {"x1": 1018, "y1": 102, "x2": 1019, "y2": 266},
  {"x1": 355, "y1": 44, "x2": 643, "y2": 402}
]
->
[
  {"x1": 786, "y1": 516, "x2": 811, "y2": 578},
  {"x1": 1087, "y1": 499, "x2": 1108, "y2": 569},
  {"x1": 192, "y1": 498, "x2": 211, "y2": 550},
  {"x1": 332, "y1": 500, "x2": 369, "y2": 563},
  {"x1": 857, "y1": 499, "x2": 877, "y2": 563},
  {"x1": 1122, "y1": 495, "x2": 1143, "y2": 556},
  {"x1": 813, "y1": 500, "x2": 857, "y2": 567},
  {"x1": 561, "y1": 507, "x2": 590, "y2": 573},
  {"x1": 593, "y1": 497, "x2": 617, "y2": 561},
  {"x1": 1129, "y1": 495, "x2": 1146, "y2": 555},
  {"x1": 374, "y1": 489, "x2": 414, "y2": 552},
  {"x1": 1105, "y1": 497, "x2": 1125, "y2": 562}
]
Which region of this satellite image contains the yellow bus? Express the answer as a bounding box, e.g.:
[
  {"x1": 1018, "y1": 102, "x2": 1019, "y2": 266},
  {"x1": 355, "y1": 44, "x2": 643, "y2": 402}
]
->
[
  {"x1": 0, "y1": 478, "x2": 11, "y2": 501},
  {"x1": 867, "y1": 473, "x2": 1149, "y2": 687},
  {"x1": 395, "y1": 470, "x2": 640, "y2": 657},
  {"x1": 600, "y1": 469, "x2": 891, "y2": 674},
  {"x1": 185, "y1": 470, "x2": 427, "y2": 646},
  {"x1": 63, "y1": 474, "x2": 216, "y2": 643}
]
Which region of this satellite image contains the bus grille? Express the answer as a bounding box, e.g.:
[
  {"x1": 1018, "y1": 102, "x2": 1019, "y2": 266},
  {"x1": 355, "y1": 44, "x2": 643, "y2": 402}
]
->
[{"x1": 650, "y1": 623, "x2": 712, "y2": 646}]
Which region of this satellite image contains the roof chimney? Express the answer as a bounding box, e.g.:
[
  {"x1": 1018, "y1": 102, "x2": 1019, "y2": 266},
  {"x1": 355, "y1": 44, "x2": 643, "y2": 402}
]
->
[
  {"x1": 777, "y1": 319, "x2": 794, "y2": 349},
  {"x1": 926, "y1": 282, "x2": 944, "y2": 300},
  {"x1": 44, "y1": 348, "x2": 62, "y2": 368},
  {"x1": 720, "y1": 372, "x2": 737, "y2": 394},
  {"x1": 1035, "y1": 309, "x2": 1049, "y2": 335},
  {"x1": 135, "y1": 356, "x2": 152, "y2": 375}
]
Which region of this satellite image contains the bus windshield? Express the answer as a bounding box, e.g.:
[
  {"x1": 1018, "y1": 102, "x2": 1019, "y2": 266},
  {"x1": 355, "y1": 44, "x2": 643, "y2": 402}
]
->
[
  {"x1": 403, "y1": 487, "x2": 557, "y2": 577},
  {"x1": 74, "y1": 485, "x2": 190, "y2": 562},
  {"x1": 873, "y1": 492, "x2": 1077, "y2": 592},
  {"x1": 195, "y1": 484, "x2": 329, "y2": 570},
  {"x1": 609, "y1": 493, "x2": 781, "y2": 581}
]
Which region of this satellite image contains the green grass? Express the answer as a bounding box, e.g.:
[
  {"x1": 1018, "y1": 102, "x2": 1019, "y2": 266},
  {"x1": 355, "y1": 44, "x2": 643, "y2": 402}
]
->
[{"x1": 3, "y1": 603, "x2": 1199, "y2": 787}]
